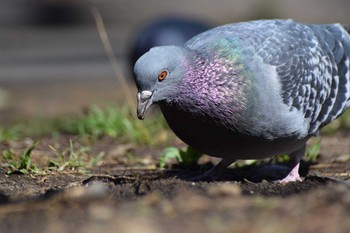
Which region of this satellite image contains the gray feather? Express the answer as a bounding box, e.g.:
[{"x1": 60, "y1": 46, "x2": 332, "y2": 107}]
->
[{"x1": 186, "y1": 20, "x2": 350, "y2": 136}]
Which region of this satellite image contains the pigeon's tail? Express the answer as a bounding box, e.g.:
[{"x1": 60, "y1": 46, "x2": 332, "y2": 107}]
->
[
  {"x1": 342, "y1": 24, "x2": 350, "y2": 112},
  {"x1": 313, "y1": 24, "x2": 350, "y2": 130},
  {"x1": 340, "y1": 25, "x2": 350, "y2": 113},
  {"x1": 342, "y1": 25, "x2": 350, "y2": 92}
]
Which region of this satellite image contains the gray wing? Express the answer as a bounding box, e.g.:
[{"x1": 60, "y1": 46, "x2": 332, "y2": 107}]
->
[
  {"x1": 300, "y1": 23, "x2": 350, "y2": 133},
  {"x1": 270, "y1": 22, "x2": 350, "y2": 134},
  {"x1": 186, "y1": 20, "x2": 350, "y2": 135}
]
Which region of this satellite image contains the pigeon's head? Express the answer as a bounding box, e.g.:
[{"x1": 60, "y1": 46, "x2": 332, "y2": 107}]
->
[{"x1": 133, "y1": 46, "x2": 189, "y2": 119}]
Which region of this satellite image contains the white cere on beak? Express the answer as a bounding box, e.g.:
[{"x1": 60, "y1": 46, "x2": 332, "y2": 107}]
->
[{"x1": 140, "y1": 90, "x2": 153, "y2": 101}]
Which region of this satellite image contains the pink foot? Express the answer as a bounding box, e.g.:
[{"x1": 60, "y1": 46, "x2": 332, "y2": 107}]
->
[{"x1": 278, "y1": 163, "x2": 302, "y2": 183}]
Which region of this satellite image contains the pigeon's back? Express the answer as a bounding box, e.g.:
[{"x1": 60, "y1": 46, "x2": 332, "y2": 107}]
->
[{"x1": 185, "y1": 19, "x2": 350, "y2": 136}]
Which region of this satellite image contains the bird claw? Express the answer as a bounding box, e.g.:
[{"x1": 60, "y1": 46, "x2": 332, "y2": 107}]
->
[{"x1": 278, "y1": 163, "x2": 302, "y2": 184}]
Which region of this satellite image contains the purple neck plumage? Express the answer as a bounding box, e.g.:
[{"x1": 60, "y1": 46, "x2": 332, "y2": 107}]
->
[{"x1": 169, "y1": 51, "x2": 251, "y2": 126}]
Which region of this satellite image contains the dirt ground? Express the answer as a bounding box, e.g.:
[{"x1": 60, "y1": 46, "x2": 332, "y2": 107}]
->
[{"x1": 0, "y1": 132, "x2": 349, "y2": 233}]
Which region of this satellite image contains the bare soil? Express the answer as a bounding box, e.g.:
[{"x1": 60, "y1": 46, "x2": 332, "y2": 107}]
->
[{"x1": 0, "y1": 133, "x2": 349, "y2": 233}]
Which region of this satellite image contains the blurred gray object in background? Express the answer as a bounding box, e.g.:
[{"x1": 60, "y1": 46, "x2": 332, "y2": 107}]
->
[
  {"x1": 128, "y1": 17, "x2": 211, "y2": 75},
  {"x1": 25, "y1": 0, "x2": 90, "y2": 26}
]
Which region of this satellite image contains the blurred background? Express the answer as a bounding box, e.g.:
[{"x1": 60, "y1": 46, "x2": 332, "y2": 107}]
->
[{"x1": 1, "y1": 0, "x2": 350, "y2": 121}]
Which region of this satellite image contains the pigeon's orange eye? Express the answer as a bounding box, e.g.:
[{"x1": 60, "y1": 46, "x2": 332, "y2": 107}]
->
[{"x1": 158, "y1": 70, "x2": 168, "y2": 81}]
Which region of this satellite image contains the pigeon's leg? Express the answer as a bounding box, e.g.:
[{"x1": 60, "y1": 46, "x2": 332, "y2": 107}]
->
[
  {"x1": 278, "y1": 144, "x2": 306, "y2": 183},
  {"x1": 189, "y1": 158, "x2": 235, "y2": 181}
]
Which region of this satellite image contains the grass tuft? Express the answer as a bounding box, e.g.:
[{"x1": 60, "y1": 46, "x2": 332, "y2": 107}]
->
[
  {"x1": 1, "y1": 141, "x2": 41, "y2": 175},
  {"x1": 0, "y1": 105, "x2": 171, "y2": 146},
  {"x1": 59, "y1": 105, "x2": 170, "y2": 145},
  {"x1": 159, "y1": 146, "x2": 203, "y2": 168},
  {"x1": 48, "y1": 140, "x2": 103, "y2": 172},
  {"x1": 1, "y1": 140, "x2": 104, "y2": 175}
]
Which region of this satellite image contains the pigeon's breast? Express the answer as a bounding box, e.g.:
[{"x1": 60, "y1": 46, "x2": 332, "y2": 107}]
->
[{"x1": 159, "y1": 104, "x2": 308, "y2": 160}]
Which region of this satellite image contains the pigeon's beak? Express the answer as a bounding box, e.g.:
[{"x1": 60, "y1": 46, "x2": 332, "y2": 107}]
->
[{"x1": 137, "y1": 90, "x2": 154, "y2": 120}]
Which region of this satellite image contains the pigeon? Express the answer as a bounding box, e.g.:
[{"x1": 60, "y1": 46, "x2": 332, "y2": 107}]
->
[{"x1": 133, "y1": 19, "x2": 350, "y2": 183}]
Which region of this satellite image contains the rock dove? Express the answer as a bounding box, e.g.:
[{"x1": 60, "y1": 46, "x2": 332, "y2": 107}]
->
[
  {"x1": 133, "y1": 19, "x2": 350, "y2": 183},
  {"x1": 129, "y1": 17, "x2": 210, "y2": 69}
]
